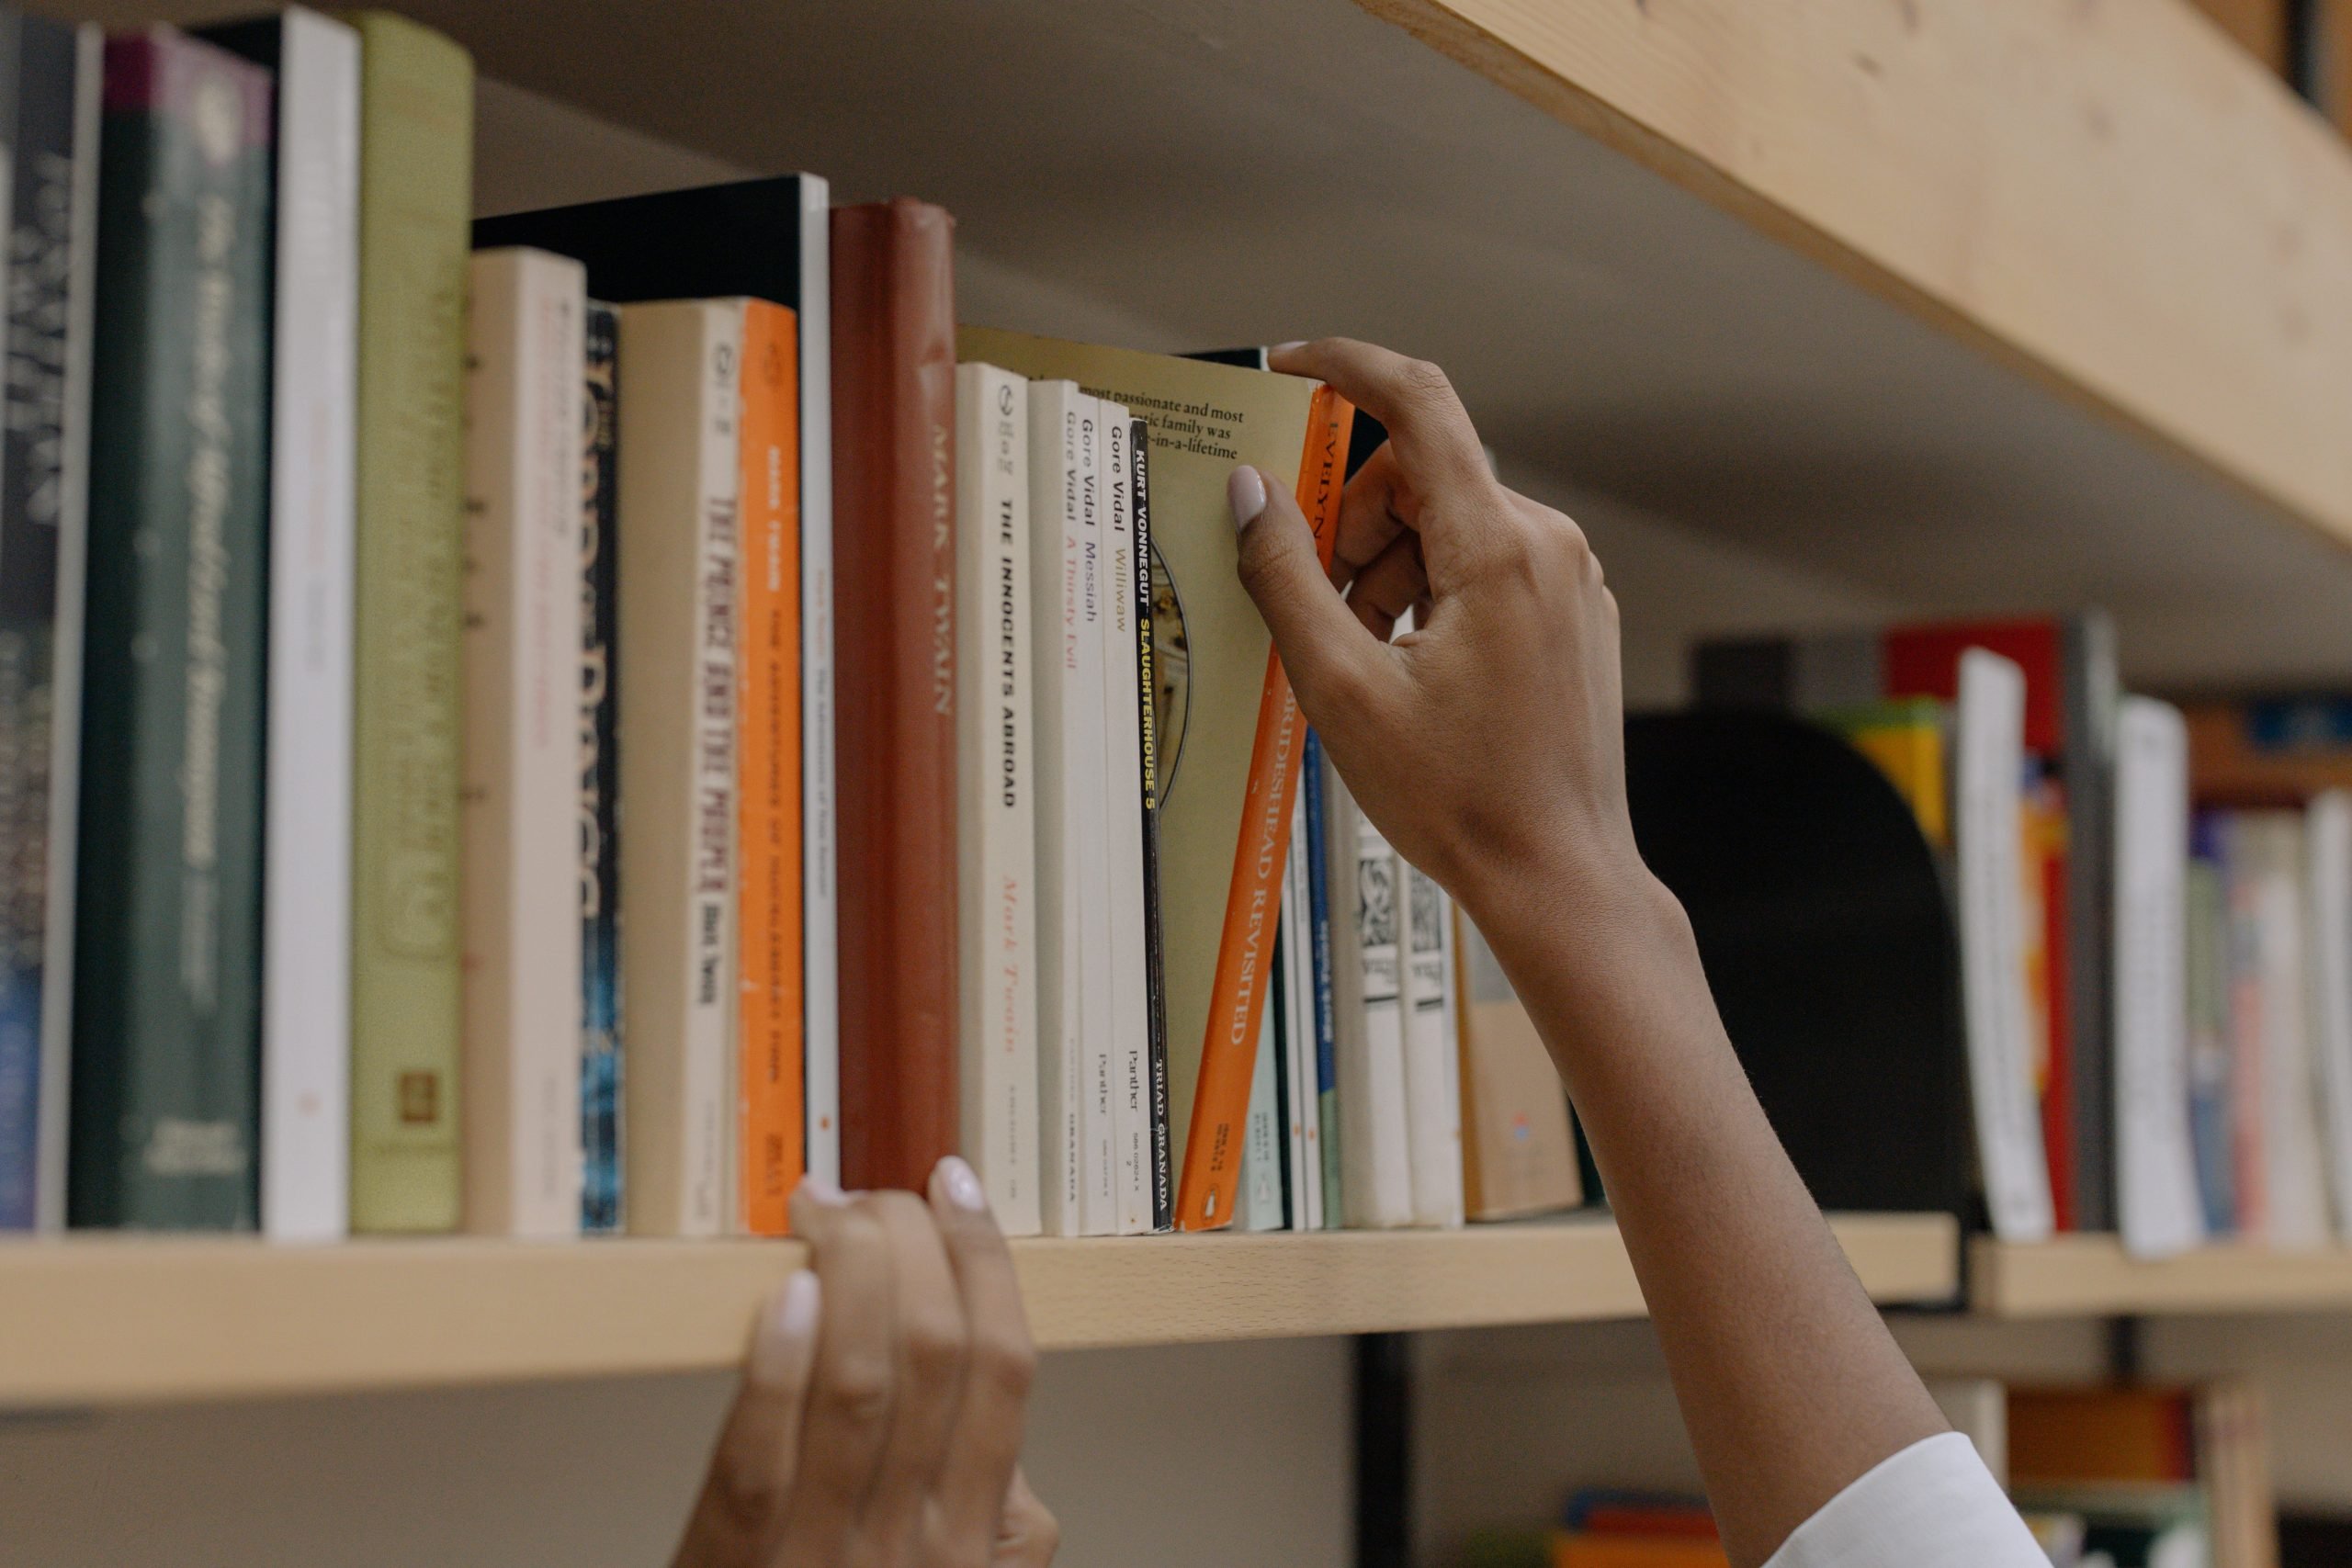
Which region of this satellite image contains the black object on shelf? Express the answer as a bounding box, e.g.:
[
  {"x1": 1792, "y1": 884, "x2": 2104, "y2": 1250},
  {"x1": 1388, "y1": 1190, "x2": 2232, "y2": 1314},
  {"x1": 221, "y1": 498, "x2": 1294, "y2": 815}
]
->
[{"x1": 1623, "y1": 708, "x2": 1973, "y2": 1223}]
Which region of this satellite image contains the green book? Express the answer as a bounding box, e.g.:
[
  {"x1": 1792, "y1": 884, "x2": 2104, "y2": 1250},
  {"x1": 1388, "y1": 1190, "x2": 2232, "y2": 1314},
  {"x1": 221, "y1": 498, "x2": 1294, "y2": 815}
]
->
[
  {"x1": 345, "y1": 12, "x2": 470, "y2": 1233},
  {"x1": 70, "y1": 28, "x2": 274, "y2": 1229}
]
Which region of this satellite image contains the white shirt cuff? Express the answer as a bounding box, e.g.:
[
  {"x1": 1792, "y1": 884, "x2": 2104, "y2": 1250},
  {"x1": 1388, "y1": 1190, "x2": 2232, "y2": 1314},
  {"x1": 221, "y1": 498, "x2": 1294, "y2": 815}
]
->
[{"x1": 1764, "y1": 1431, "x2": 2049, "y2": 1568}]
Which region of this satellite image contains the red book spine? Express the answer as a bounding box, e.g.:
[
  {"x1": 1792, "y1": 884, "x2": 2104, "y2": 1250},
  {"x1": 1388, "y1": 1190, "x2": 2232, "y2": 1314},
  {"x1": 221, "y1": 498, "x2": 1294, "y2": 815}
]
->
[{"x1": 831, "y1": 200, "x2": 959, "y2": 1191}]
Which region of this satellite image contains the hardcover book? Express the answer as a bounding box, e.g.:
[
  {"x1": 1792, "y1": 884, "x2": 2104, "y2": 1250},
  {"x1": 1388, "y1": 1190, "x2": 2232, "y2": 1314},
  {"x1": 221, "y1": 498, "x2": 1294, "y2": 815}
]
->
[
  {"x1": 205, "y1": 4, "x2": 360, "y2": 1245},
  {"x1": 954, "y1": 362, "x2": 1040, "y2": 1235},
  {"x1": 459, "y1": 247, "x2": 587, "y2": 1237},
  {"x1": 579, "y1": 299, "x2": 622, "y2": 1233},
  {"x1": 956, "y1": 327, "x2": 1352, "y2": 1230},
  {"x1": 833, "y1": 198, "x2": 958, "y2": 1194},
  {"x1": 0, "y1": 13, "x2": 97, "y2": 1233},
  {"x1": 72, "y1": 28, "x2": 272, "y2": 1230},
  {"x1": 476, "y1": 172, "x2": 838, "y2": 1187},
  {"x1": 346, "y1": 12, "x2": 471, "y2": 1234}
]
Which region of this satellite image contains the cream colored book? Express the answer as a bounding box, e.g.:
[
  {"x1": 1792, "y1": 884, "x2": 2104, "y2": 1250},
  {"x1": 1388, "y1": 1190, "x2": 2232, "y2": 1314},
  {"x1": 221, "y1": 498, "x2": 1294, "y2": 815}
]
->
[
  {"x1": 1454, "y1": 907, "x2": 1581, "y2": 1221},
  {"x1": 460, "y1": 249, "x2": 586, "y2": 1237},
  {"x1": 1098, "y1": 407, "x2": 1155, "y2": 1235},
  {"x1": 953, "y1": 363, "x2": 1040, "y2": 1236},
  {"x1": 1403, "y1": 865, "x2": 1464, "y2": 1227},
  {"x1": 616, "y1": 299, "x2": 742, "y2": 1237},
  {"x1": 955, "y1": 328, "x2": 1349, "y2": 1231},
  {"x1": 1326, "y1": 761, "x2": 1414, "y2": 1229}
]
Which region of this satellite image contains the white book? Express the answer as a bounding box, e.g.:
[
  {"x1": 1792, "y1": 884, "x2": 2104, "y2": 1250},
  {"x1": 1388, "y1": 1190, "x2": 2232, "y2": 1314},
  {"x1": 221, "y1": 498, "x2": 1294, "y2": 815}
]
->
[
  {"x1": 1238, "y1": 991, "x2": 1285, "y2": 1231},
  {"x1": 1404, "y1": 863, "x2": 1465, "y2": 1227},
  {"x1": 793, "y1": 175, "x2": 839, "y2": 1192},
  {"x1": 1026, "y1": 380, "x2": 1088, "y2": 1236},
  {"x1": 1282, "y1": 800, "x2": 1319, "y2": 1232},
  {"x1": 2306, "y1": 791, "x2": 2352, "y2": 1239},
  {"x1": 2111, "y1": 697, "x2": 2204, "y2": 1259},
  {"x1": 255, "y1": 8, "x2": 360, "y2": 1244},
  {"x1": 1436, "y1": 880, "x2": 1467, "y2": 1227},
  {"x1": 954, "y1": 364, "x2": 1040, "y2": 1236},
  {"x1": 1955, "y1": 649, "x2": 2055, "y2": 1243},
  {"x1": 616, "y1": 299, "x2": 742, "y2": 1237},
  {"x1": 1097, "y1": 408, "x2": 1154, "y2": 1235},
  {"x1": 1069, "y1": 397, "x2": 1115, "y2": 1236},
  {"x1": 1327, "y1": 759, "x2": 1414, "y2": 1229},
  {"x1": 460, "y1": 249, "x2": 587, "y2": 1237},
  {"x1": 2229, "y1": 811, "x2": 2331, "y2": 1248},
  {"x1": 29, "y1": 24, "x2": 99, "y2": 1234}
]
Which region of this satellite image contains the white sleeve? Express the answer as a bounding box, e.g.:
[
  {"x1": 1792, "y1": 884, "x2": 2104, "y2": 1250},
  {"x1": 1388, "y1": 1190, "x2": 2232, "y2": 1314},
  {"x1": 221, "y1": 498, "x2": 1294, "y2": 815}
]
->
[{"x1": 1763, "y1": 1431, "x2": 2048, "y2": 1568}]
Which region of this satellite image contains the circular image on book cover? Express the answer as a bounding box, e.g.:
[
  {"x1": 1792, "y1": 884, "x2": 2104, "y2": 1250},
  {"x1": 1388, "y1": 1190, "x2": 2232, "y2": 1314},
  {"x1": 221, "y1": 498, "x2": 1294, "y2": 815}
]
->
[{"x1": 1150, "y1": 541, "x2": 1189, "y2": 805}]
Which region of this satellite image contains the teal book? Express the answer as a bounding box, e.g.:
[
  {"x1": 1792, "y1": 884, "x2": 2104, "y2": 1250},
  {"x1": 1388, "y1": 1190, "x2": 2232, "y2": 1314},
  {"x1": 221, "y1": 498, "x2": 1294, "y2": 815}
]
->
[{"x1": 70, "y1": 28, "x2": 272, "y2": 1229}]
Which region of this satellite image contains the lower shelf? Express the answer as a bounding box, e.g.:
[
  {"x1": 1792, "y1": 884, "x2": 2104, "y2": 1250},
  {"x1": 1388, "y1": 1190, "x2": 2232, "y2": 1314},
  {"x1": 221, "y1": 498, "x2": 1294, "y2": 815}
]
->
[
  {"x1": 1971, "y1": 1235, "x2": 2352, "y2": 1317},
  {"x1": 0, "y1": 1213, "x2": 1955, "y2": 1407}
]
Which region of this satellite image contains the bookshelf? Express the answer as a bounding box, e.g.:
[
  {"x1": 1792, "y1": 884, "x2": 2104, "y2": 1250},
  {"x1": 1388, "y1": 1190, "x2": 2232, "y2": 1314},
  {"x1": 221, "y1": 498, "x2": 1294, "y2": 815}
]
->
[
  {"x1": 0, "y1": 1214, "x2": 1956, "y2": 1406},
  {"x1": 1972, "y1": 1235, "x2": 2352, "y2": 1318}
]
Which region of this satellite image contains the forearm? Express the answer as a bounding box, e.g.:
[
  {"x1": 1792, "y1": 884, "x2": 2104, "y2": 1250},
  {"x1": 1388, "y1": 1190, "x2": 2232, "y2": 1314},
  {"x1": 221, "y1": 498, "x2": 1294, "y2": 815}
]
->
[{"x1": 1472, "y1": 864, "x2": 1948, "y2": 1568}]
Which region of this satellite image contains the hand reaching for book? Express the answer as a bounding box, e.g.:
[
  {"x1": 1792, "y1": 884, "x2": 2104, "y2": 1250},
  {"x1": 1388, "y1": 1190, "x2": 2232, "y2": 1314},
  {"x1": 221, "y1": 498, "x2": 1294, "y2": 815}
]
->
[
  {"x1": 671, "y1": 1159, "x2": 1058, "y2": 1568},
  {"x1": 1231, "y1": 338, "x2": 1649, "y2": 941}
]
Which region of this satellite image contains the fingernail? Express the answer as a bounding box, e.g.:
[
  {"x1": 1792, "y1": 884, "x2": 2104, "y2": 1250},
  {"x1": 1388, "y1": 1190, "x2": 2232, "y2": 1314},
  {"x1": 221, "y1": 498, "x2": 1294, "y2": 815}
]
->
[
  {"x1": 752, "y1": 1271, "x2": 820, "y2": 1382},
  {"x1": 1269, "y1": 340, "x2": 1306, "y2": 355},
  {"x1": 799, "y1": 1175, "x2": 848, "y2": 1206},
  {"x1": 1228, "y1": 466, "x2": 1267, "y2": 531},
  {"x1": 934, "y1": 1155, "x2": 988, "y2": 1213}
]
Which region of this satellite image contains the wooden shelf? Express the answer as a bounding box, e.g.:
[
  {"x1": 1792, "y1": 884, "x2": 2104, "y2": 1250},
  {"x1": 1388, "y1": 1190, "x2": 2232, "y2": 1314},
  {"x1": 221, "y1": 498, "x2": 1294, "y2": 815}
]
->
[
  {"x1": 1972, "y1": 1235, "x2": 2352, "y2": 1318},
  {"x1": 0, "y1": 1213, "x2": 1954, "y2": 1407}
]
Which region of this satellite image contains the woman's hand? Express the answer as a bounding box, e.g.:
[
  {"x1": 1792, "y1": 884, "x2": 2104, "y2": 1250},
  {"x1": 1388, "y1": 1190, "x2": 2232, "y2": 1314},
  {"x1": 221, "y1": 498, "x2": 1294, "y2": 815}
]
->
[
  {"x1": 1231, "y1": 338, "x2": 1655, "y2": 942},
  {"x1": 672, "y1": 1158, "x2": 1058, "y2": 1568}
]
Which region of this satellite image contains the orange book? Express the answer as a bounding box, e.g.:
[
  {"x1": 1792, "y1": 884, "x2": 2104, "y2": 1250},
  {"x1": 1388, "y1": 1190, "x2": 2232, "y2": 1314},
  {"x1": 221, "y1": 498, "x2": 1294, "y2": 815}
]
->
[
  {"x1": 1553, "y1": 1536, "x2": 1729, "y2": 1568},
  {"x1": 2008, "y1": 1386, "x2": 2197, "y2": 1484},
  {"x1": 1174, "y1": 385, "x2": 1351, "y2": 1230},
  {"x1": 737, "y1": 299, "x2": 803, "y2": 1235}
]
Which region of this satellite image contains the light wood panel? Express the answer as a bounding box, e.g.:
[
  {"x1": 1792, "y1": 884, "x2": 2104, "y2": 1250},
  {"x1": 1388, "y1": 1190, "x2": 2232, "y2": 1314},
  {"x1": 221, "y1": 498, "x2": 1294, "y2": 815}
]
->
[
  {"x1": 0, "y1": 1215, "x2": 1956, "y2": 1407},
  {"x1": 1364, "y1": 0, "x2": 2352, "y2": 550},
  {"x1": 1973, "y1": 1235, "x2": 2352, "y2": 1317}
]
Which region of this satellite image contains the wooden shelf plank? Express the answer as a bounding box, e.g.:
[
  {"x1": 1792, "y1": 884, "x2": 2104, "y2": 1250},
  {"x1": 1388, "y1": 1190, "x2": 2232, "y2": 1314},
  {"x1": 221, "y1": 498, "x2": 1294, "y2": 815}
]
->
[
  {"x1": 0, "y1": 1214, "x2": 1954, "y2": 1407},
  {"x1": 1972, "y1": 1235, "x2": 2352, "y2": 1317}
]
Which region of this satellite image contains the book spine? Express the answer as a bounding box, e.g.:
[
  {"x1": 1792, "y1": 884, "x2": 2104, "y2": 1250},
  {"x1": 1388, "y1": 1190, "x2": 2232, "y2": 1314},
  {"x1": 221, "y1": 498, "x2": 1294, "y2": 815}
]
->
[
  {"x1": 831, "y1": 199, "x2": 958, "y2": 1193},
  {"x1": 2064, "y1": 611, "x2": 2119, "y2": 1234},
  {"x1": 0, "y1": 18, "x2": 96, "y2": 1232},
  {"x1": 616, "y1": 300, "x2": 740, "y2": 1236},
  {"x1": 1954, "y1": 649, "x2": 2055, "y2": 1243},
  {"x1": 579, "y1": 300, "x2": 622, "y2": 1234},
  {"x1": 1404, "y1": 865, "x2": 1456, "y2": 1227},
  {"x1": 1283, "y1": 791, "x2": 1317, "y2": 1230},
  {"x1": 955, "y1": 364, "x2": 1039, "y2": 1235},
  {"x1": 1238, "y1": 987, "x2": 1283, "y2": 1231},
  {"x1": 796, "y1": 175, "x2": 838, "y2": 1192},
  {"x1": 1069, "y1": 397, "x2": 1113, "y2": 1235},
  {"x1": 2305, "y1": 791, "x2": 2352, "y2": 1240},
  {"x1": 1028, "y1": 381, "x2": 1084, "y2": 1236},
  {"x1": 1130, "y1": 417, "x2": 1171, "y2": 1233},
  {"x1": 736, "y1": 298, "x2": 802, "y2": 1237},
  {"x1": 1098, "y1": 409, "x2": 1153, "y2": 1235},
  {"x1": 2223, "y1": 813, "x2": 2268, "y2": 1236},
  {"x1": 2185, "y1": 814, "x2": 2236, "y2": 1235},
  {"x1": 1304, "y1": 728, "x2": 1341, "y2": 1227},
  {"x1": 1334, "y1": 776, "x2": 1414, "y2": 1229},
  {"x1": 347, "y1": 13, "x2": 471, "y2": 1233},
  {"x1": 2253, "y1": 813, "x2": 2328, "y2": 1247},
  {"x1": 1174, "y1": 385, "x2": 1352, "y2": 1229},
  {"x1": 256, "y1": 8, "x2": 359, "y2": 1244},
  {"x1": 459, "y1": 247, "x2": 586, "y2": 1238},
  {"x1": 72, "y1": 31, "x2": 272, "y2": 1229}
]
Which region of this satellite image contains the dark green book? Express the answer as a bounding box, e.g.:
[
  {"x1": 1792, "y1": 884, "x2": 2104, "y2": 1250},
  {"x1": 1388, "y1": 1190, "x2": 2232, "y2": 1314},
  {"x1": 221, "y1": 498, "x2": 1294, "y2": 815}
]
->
[{"x1": 70, "y1": 28, "x2": 272, "y2": 1229}]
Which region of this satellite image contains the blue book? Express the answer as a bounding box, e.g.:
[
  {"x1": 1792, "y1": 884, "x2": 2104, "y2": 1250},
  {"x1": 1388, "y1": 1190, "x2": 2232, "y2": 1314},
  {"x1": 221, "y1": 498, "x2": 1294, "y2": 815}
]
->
[
  {"x1": 1304, "y1": 728, "x2": 1341, "y2": 1227},
  {"x1": 579, "y1": 301, "x2": 623, "y2": 1233}
]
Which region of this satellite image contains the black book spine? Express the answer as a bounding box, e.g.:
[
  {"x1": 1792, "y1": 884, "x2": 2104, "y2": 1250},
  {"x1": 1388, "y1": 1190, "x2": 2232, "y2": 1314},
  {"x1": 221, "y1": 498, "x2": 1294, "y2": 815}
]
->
[
  {"x1": 580, "y1": 299, "x2": 623, "y2": 1233},
  {"x1": 1131, "y1": 417, "x2": 1171, "y2": 1232}
]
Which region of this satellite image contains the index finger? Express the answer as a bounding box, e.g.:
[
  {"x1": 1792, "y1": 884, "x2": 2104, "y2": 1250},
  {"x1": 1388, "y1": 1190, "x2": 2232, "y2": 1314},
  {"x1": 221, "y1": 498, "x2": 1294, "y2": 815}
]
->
[
  {"x1": 1267, "y1": 338, "x2": 1492, "y2": 500},
  {"x1": 924, "y1": 1156, "x2": 1036, "y2": 1551}
]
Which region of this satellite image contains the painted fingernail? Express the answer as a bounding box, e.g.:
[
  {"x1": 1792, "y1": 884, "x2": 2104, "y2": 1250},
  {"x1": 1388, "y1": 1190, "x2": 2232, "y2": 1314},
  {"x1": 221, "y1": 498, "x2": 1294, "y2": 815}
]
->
[
  {"x1": 935, "y1": 1156, "x2": 988, "y2": 1212},
  {"x1": 799, "y1": 1175, "x2": 848, "y2": 1206},
  {"x1": 1228, "y1": 466, "x2": 1267, "y2": 531},
  {"x1": 752, "y1": 1271, "x2": 820, "y2": 1382},
  {"x1": 1269, "y1": 340, "x2": 1306, "y2": 355}
]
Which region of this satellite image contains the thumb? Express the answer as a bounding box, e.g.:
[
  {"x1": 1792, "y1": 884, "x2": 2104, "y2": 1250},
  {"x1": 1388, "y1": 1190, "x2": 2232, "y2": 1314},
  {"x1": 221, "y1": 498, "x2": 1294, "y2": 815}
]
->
[{"x1": 1229, "y1": 465, "x2": 1386, "y2": 717}]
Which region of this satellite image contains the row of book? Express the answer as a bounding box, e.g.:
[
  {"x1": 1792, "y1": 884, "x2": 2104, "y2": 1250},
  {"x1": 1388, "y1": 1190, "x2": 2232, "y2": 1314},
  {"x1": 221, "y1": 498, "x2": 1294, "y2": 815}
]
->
[
  {"x1": 0, "y1": 5, "x2": 1582, "y2": 1238},
  {"x1": 1696, "y1": 623, "x2": 2352, "y2": 1256},
  {"x1": 1487, "y1": 1382, "x2": 2277, "y2": 1568}
]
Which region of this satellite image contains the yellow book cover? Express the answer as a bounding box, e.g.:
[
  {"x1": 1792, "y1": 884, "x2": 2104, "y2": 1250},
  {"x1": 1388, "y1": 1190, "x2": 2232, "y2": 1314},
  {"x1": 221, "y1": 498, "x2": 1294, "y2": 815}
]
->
[{"x1": 955, "y1": 329, "x2": 1350, "y2": 1227}]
